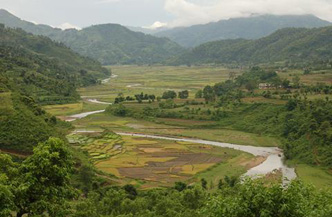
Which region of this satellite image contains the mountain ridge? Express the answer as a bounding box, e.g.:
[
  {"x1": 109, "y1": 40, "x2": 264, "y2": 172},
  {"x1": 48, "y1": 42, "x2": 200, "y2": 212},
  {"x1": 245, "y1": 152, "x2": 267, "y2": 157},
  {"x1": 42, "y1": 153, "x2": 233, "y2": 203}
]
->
[
  {"x1": 169, "y1": 26, "x2": 332, "y2": 66},
  {"x1": 156, "y1": 14, "x2": 331, "y2": 47},
  {"x1": 0, "y1": 9, "x2": 184, "y2": 65}
]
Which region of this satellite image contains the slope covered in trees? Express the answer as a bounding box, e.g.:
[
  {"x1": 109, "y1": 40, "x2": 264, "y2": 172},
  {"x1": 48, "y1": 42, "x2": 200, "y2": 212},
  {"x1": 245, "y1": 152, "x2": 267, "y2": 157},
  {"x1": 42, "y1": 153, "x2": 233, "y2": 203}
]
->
[
  {"x1": 55, "y1": 24, "x2": 184, "y2": 65},
  {"x1": 156, "y1": 15, "x2": 331, "y2": 47},
  {"x1": 170, "y1": 26, "x2": 332, "y2": 66},
  {"x1": 0, "y1": 25, "x2": 109, "y2": 151},
  {"x1": 0, "y1": 9, "x2": 184, "y2": 65},
  {"x1": 0, "y1": 25, "x2": 109, "y2": 104},
  {"x1": 0, "y1": 76, "x2": 70, "y2": 151}
]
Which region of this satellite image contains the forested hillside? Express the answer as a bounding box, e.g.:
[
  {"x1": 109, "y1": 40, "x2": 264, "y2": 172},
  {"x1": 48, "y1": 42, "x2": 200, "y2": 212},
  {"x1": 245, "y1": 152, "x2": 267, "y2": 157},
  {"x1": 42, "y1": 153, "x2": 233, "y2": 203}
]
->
[
  {"x1": 0, "y1": 75, "x2": 70, "y2": 151},
  {"x1": 55, "y1": 24, "x2": 184, "y2": 65},
  {"x1": 156, "y1": 15, "x2": 331, "y2": 47},
  {"x1": 170, "y1": 26, "x2": 332, "y2": 66},
  {"x1": 0, "y1": 25, "x2": 109, "y2": 151},
  {"x1": 0, "y1": 25, "x2": 109, "y2": 104},
  {"x1": 0, "y1": 9, "x2": 184, "y2": 65}
]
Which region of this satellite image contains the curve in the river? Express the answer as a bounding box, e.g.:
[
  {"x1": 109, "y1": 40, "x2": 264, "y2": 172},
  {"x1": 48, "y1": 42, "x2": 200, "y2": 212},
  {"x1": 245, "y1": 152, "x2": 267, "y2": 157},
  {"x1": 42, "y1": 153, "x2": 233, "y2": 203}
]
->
[{"x1": 117, "y1": 132, "x2": 296, "y2": 185}]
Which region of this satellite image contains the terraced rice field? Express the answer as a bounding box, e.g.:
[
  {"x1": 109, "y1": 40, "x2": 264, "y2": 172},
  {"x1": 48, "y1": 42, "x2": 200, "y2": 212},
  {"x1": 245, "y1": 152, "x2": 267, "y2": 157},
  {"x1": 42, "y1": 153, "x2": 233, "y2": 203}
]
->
[{"x1": 67, "y1": 131, "x2": 255, "y2": 187}]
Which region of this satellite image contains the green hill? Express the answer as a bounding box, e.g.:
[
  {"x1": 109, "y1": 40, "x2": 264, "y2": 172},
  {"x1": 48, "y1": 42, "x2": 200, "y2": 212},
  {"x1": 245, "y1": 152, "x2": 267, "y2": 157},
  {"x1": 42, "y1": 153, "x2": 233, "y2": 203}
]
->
[
  {"x1": 0, "y1": 9, "x2": 184, "y2": 65},
  {"x1": 170, "y1": 26, "x2": 332, "y2": 65},
  {"x1": 56, "y1": 24, "x2": 184, "y2": 65},
  {"x1": 0, "y1": 71, "x2": 71, "y2": 151},
  {"x1": 0, "y1": 24, "x2": 110, "y2": 150},
  {"x1": 0, "y1": 25, "x2": 109, "y2": 104},
  {"x1": 156, "y1": 15, "x2": 331, "y2": 47}
]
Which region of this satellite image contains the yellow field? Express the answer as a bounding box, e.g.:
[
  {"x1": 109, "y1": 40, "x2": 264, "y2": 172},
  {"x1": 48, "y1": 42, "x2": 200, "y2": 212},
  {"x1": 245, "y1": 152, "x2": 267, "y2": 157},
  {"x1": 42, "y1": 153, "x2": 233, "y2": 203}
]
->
[{"x1": 67, "y1": 131, "x2": 255, "y2": 187}]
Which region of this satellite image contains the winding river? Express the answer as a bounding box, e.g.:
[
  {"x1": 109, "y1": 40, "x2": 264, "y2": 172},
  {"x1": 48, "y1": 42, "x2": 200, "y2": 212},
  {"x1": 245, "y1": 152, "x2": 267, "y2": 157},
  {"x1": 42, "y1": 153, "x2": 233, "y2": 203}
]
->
[{"x1": 66, "y1": 74, "x2": 297, "y2": 185}]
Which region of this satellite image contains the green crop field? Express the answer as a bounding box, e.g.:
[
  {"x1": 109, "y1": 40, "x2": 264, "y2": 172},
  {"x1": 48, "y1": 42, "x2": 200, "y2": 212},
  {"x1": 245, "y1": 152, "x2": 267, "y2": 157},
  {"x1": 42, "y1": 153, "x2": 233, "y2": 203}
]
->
[{"x1": 78, "y1": 65, "x2": 241, "y2": 102}]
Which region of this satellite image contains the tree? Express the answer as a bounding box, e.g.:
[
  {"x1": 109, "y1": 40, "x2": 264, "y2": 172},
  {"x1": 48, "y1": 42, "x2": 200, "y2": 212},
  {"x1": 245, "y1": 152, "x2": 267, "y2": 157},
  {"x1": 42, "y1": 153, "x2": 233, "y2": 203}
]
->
[
  {"x1": 229, "y1": 71, "x2": 236, "y2": 81},
  {"x1": 0, "y1": 154, "x2": 17, "y2": 217},
  {"x1": 195, "y1": 90, "x2": 203, "y2": 98},
  {"x1": 123, "y1": 184, "x2": 138, "y2": 200},
  {"x1": 218, "y1": 179, "x2": 224, "y2": 190},
  {"x1": 282, "y1": 79, "x2": 290, "y2": 88},
  {"x1": 245, "y1": 80, "x2": 256, "y2": 92},
  {"x1": 112, "y1": 104, "x2": 128, "y2": 117},
  {"x1": 292, "y1": 75, "x2": 301, "y2": 88},
  {"x1": 162, "y1": 91, "x2": 177, "y2": 99},
  {"x1": 178, "y1": 90, "x2": 189, "y2": 99},
  {"x1": 203, "y1": 86, "x2": 215, "y2": 102},
  {"x1": 174, "y1": 182, "x2": 187, "y2": 192},
  {"x1": 201, "y1": 178, "x2": 207, "y2": 190},
  {"x1": 14, "y1": 138, "x2": 76, "y2": 217}
]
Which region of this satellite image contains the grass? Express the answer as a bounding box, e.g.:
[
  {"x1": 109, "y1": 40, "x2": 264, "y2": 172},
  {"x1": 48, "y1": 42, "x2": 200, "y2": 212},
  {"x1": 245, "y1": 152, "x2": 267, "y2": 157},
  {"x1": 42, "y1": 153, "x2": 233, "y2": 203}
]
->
[
  {"x1": 294, "y1": 164, "x2": 332, "y2": 189},
  {"x1": 278, "y1": 69, "x2": 332, "y2": 85},
  {"x1": 43, "y1": 101, "x2": 108, "y2": 116},
  {"x1": 72, "y1": 112, "x2": 280, "y2": 147},
  {"x1": 78, "y1": 65, "x2": 241, "y2": 102}
]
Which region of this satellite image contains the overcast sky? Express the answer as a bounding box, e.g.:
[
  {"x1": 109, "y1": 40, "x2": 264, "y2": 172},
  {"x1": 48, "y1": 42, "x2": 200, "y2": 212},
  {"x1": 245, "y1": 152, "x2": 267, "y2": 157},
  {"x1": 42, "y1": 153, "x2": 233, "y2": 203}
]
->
[{"x1": 0, "y1": 0, "x2": 332, "y2": 29}]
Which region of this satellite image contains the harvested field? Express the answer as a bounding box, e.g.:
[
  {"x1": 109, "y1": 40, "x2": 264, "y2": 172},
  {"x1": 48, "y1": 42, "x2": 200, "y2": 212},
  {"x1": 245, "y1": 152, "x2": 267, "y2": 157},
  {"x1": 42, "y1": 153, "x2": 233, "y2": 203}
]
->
[{"x1": 68, "y1": 131, "x2": 255, "y2": 187}]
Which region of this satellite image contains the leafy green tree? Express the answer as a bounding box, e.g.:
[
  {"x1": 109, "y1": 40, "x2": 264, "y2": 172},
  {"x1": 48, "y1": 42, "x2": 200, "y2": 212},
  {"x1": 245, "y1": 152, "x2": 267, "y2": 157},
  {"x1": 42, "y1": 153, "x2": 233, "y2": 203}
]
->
[
  {"x1": 182, "y1": 185, "x2": 206, "y2": 210},
  {"x1": 201, "y1": 178, "x2": 207, "y2": 190},
  {"x1": 218, "y1": 179, "x2": 224, "y2": 190},
  {"x1": 123, "y1": 184, "x2": 138, "y2": 200},
  {"x1": 14, "y1": 138, "x2": 76, "y2": 217},
  {"x1": 178, "y1": 90, "x2": 189, "y2": 99},
  {"x1": 0, "y1": 154, "x2": 17, "y2": 217},
  {"x1": 174, "y1": 182, "x2": 187, "y2": 192},
  {"x1": 162, "y1": 91, "x2": 177, "y2": 99},
  {"x1": 245, "y1": 80, "x2": 257, "y2": 92},
  {"x1": 292, "y1": 75, "x2": 301, "y2": 88},
  {"x1": 203, "y1": 86, "x2": 215, "y2": 102},
  {"x1": 202, "y1": 180, "x2": 332, "y2": 217},
  {"x1": 195, "y1": 90, "x2": 203, "y2": 98}
]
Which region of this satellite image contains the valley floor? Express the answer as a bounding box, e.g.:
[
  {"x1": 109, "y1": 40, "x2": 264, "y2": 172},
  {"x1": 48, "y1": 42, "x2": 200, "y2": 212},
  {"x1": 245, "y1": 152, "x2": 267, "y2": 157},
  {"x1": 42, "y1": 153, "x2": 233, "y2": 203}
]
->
[{"x1": 44, "y1": 65, "x2": 332, "y2": 189}]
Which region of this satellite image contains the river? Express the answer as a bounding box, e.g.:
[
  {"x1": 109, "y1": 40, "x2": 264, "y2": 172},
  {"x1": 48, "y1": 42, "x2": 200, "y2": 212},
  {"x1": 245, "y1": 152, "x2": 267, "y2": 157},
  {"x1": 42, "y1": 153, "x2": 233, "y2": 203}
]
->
[{"x1": 66, "y1": 73, "x2": 297, "y2": 185}]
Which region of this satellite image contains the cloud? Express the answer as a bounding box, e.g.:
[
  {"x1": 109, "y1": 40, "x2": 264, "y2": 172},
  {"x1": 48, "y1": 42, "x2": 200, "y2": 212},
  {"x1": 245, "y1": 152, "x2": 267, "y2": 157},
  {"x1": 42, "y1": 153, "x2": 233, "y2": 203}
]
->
[
  {"x1": 57, "y1": 23, "x2": 82, "y2": 30},
  {"x1": 163, "y1": 0, "x2": 332, "y2": 27},
  {"x1": 143, "y1": 21, "x2": 168, "y2": 29},
  {"x1": 97, "y1": 0, "x2": 121, "y2": 4}
]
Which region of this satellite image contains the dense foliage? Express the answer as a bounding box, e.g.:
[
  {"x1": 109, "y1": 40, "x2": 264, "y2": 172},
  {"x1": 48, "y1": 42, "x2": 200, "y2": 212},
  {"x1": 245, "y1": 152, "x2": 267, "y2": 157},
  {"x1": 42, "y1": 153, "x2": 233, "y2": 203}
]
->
[
  {"x1": 0, "y1": 25, "x2": 109, "y2": 104},
  {"x1": 156, "y1": 14, "x2": 330, "y2": 47},
  {"x1": 1, "y1": 139, "x2": 332, "y2": 217},
  {"x1": 0, "y1": 10, "x2": 185, "y2": 65},
  {"x1": 170, "y1": 26, "x2": 332, "y2": 66},
  {"x1": 0, "y1": 138, "x2": 76, "y2": 217},
  {"x1": 0, "y1": 77, "x2": 70, "y2": 151}
]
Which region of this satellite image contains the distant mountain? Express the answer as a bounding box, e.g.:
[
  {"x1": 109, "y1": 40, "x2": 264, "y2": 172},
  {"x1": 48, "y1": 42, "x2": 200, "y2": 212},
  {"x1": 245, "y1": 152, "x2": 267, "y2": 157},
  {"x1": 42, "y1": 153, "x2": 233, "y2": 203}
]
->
[
  {"x1": 126, "y1": 26, "x2": 167, "y2": 35},
  {"x1": 169, "y1": 26, "x2": 332, "y2": 65},
  {"x1": 0, "y1": 24, "x2": 109, "y2": 104},
  {"x1": 156, "y1": 15, "x2": 331, "y2": 47},
  {"x1": 0, "y1": 9, "x2": 62, "y2": 35},
  {"x1": 0, "y1": 9, "x2": 184, "y2": 65},
  {"x1": 55, "y1": 24, "x2": 184, "y2": 65}
]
